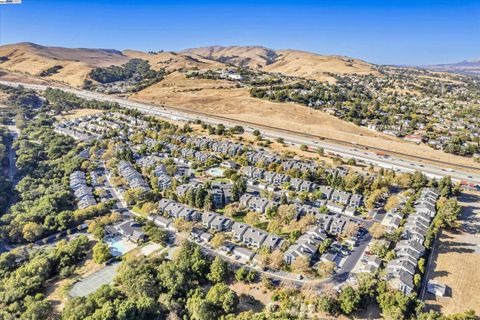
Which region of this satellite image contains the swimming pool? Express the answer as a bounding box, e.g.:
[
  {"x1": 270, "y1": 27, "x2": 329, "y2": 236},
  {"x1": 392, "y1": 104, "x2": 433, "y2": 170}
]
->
[
  {"x1": 105, "y1": 237, "x2": 136, "y2": 257},
  {"x1": 206, "y1": 167, "x2": 225, "y2": 177}
]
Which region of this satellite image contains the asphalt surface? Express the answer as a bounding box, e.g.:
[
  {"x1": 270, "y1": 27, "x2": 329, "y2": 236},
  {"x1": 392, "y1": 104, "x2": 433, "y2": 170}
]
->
[
  {"x1": 69, "y1": 262, "x2": 121, "y2": 297},
  {"x1": 1, "y1": 80, "x2": 479, "y2": 187}
]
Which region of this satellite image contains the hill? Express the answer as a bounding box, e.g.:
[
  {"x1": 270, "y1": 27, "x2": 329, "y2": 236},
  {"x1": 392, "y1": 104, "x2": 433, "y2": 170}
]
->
[
  {"x1": 423, "y1": 58, "x2": 480, "y2": 76},
  {"x1": 183, "y1": 45, "x2": 377, "y2": 82},
  {"x1": 122, "y1": 49, "x2": 225, "y2": 72},
  {"x1": 0, "y1": 42, "x2": 129, "y2": 87},
  {"x1": 0, "y1": 43, "x2": 377, "y2": 86}
]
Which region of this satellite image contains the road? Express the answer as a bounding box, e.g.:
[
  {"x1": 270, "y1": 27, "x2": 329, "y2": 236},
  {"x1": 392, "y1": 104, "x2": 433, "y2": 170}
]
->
[{"x1": 2, "y1": 80, "x2": 479, "y2": 186}]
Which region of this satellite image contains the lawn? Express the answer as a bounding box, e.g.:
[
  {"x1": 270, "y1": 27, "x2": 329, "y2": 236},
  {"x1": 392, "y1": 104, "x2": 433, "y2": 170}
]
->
[{"x1": 424, "y1": 191, "x2": 480, "y2": 316}]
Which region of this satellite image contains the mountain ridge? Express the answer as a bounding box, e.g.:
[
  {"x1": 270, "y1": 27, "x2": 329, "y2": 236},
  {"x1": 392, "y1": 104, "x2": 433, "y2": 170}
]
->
[{"x1": 422, "y1": 58, "x2": 480, "y2": 76}]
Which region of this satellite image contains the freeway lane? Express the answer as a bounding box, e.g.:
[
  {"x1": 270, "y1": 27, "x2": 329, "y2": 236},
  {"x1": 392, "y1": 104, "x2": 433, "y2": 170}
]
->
[{"x1": 1, "y1": 80, "x2": 479, "y2": 186}]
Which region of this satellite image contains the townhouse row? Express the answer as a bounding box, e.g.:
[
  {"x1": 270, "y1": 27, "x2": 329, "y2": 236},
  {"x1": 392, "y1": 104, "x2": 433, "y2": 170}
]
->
[
  {"x1": 385, "y1": 188, "x2": 440, "y2": 294},
  {"x1": 70, "y1": 171, "x2": 97, "y2": 209},
  {"x1": 117, "y1": 160, "x2": 151, "y2": 193}
]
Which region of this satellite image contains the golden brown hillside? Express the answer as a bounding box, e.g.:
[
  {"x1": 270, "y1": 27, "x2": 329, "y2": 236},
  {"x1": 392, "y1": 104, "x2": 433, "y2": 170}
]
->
[
  {"x1": 183, "y1": 45, "x2": 377, "y2": 82},
  {"x1": 122, "y1": 50, "x2": 225, "y2": 71},
  {"x1": 182, "y1": 45, "x2": 277, "y2": 69},
  {"x1": 0, "y1": 42, "x2": 128, "y2": 87},
  {"x1": 0, "y1": 43, "x2": 377, "y2": 87}
]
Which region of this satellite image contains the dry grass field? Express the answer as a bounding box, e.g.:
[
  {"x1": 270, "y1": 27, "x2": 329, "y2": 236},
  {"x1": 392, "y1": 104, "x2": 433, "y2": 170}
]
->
[
  {"x1": 131, "y1": 72, "x2": 479, "y2": 169},
  {"x1": 56, "y1": 108, "x2": 104, "y2": 120},
  {"x1": 424, "y1": 191, "x2": 480, "y2": 315}
]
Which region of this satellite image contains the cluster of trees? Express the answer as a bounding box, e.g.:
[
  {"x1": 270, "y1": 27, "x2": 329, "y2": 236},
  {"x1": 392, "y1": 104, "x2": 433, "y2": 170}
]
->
[
  {"x1": 44, "y1": 88, "x2": 119, "y2": 114},
  {"x1": 186, "y1": 67, "x2": 284, "y2": 86},
  {"x1": 39, "y1": 65, "x2": 64, "y2": 77},
  {"x1": 0, "y1": 236, "x2": 90, "y2": 319},
  {"x1": 0, "y1": 127, "x2": 12, "y2": 212},
  {"x1": 0, "y1": 117, "x2": 108, "y2": 243},
  {"x1": 62, "y1": 242, "x2": 240, "y2": 319},
  {"x1": 424, "y1": 196, "x2": 461, "y2": 249},
  {"x1": 87, "y1": 58, "x2": 167, "y2": 92},
  {"x1": 0, "y1": 85, "x2": 43, "y2": 125}
]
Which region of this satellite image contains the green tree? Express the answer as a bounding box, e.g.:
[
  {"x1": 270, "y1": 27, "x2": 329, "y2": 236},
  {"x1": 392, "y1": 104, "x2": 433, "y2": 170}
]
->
[
  {"x1": 93, "y1": 241, "x2": 112, "y2": 264},
  {"x1": 338, "y1": 286, "x2": 361, "y2": 315},
  {"x1": 206, "y1": 283, "x2": 239, "y2": 314},
  {"x1": 208, "y1": 257, "x2": 228, "y2": 283},
  {"x1": 317, "y1": 292, "x2": 339, "y2": 315}
]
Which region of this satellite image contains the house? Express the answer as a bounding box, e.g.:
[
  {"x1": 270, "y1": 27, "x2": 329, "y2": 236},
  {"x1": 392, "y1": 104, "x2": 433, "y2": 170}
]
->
[
  {"x1": 232, "y1": 246, "x2": 256, "y2": 261},
  {"x1": 159, "y1": 199, "x2": 201, "y2": 221},
  {"x1": 191, "y1": 228, "x2": 213, "y2": 243},
  {"x1": 70, "y1": 170, "x2": 97, "y2": 209},
  {"x1": 176, "y1": 181, "x2": 202, "y2": 197},
  {"x1": 242, "y1": 228, "x2": 268, "y2": 248},
  {"x1": 202, "y1": 211, "x2": 217, "y2": 228},
  {"x1": 354, "y1": 254, "x2": 382, "y2": 274},
  {"x1": 210, "y1": 214, "x2": 233, "y2": 231},
  {"x1": 262, "y1": 234, "x2": 284, "y2": 251},
  {"x1": 200, "y1": 231, "x2": 213, "y2": 243},
  {"x1": 290, "y1": 178, "x2": 316, "y2": 192},
  {"x1": 117, "y1": 161, "x2": 151, "y2": 192},
  {"x1": 326, "y1": 201, "x2": 345, "y2": 214},
  {"x1": 331, "y1": 189, "x2": 352, "y2": 205},
  {"x1": 283, "y1": 227, "x2": 328, "y2": 264},
  {"x1": 156, "y1": 174, "x2": 172, "y2": 190},
  {"x1": 326, "y1": 215, "x2": 355, "y2": 236},
  {"x1": 349, "y1": 194, "x2": 363, "y2": 207},
  {"x1": 382, "y1": 210, "x2": 403, "y2": 231},
  {"x1": 385, "y1": 259, "x2": 415, "y2": 276},
  {"x1": 240, "y1": 194, "x2": 277, "y2": 213},
  {"x1": 210, "y1": 181, "x2": 234, "y2": 208},
  {"x1": 386, "y1": 270, "x2": 414, "y2": 295},
  {"x1": 231, "y1": 222, "x2": 250, "y2": 242},
  {"x1": 414, "y1": 202, "x2": 436, "y2": 218},
  {"x1": 320, "y1": 251, "x2": 338, "y2": 264},
  {"x1": 113, "y1": 220, "x2": 148, "y2": 243},
  {"x1": 221, "y1": 160, "x2": 238, "y2": 169},
  {"x1": 344, "y1": 206, "x2": 357, "y2": 216},
  {"x1": 243, "y1": 166, "x2": 265, "y2": 179},
  {"x1": 148, "y1": 215, "x2": 173, "y2": 229},
  {"x1": 396, "y1": 240, "x2": 425, "y2": 257},
  {"x1": 318, "y1": 185, "x2": 334, "y2": 200}
]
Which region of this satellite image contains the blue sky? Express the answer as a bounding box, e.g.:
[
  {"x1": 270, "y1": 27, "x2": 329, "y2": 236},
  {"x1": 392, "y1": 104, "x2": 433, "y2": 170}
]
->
[{"x1": 0, "y1": 0, "x2": 478, "y2": 65}]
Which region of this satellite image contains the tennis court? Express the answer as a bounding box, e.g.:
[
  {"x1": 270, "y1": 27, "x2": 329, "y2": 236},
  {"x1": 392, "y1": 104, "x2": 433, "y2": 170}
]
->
[{"x1": 69, "y1": 262, "x2": 121, "y2": 297}]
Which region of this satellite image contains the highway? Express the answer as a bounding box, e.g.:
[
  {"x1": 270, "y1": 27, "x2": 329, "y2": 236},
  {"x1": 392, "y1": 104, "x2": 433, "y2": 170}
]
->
[{"x1": 1, "y1": 80, "x2": 480, "y2": 187}]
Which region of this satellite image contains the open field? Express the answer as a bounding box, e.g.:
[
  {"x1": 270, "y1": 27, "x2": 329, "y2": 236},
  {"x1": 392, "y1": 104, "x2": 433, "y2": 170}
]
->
[
  {"x1": 131, "y1": 72, "x2": 480, "y2": 169},
  {"x1": 229, "y1": 282, "x2": 272, "y2": 313},
  {"x1": 55, "y1": 108, "x2": 104, "y2": 120},
  {"x1": 424, "y1": 191, "x2": 480, "y2": 315}
]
